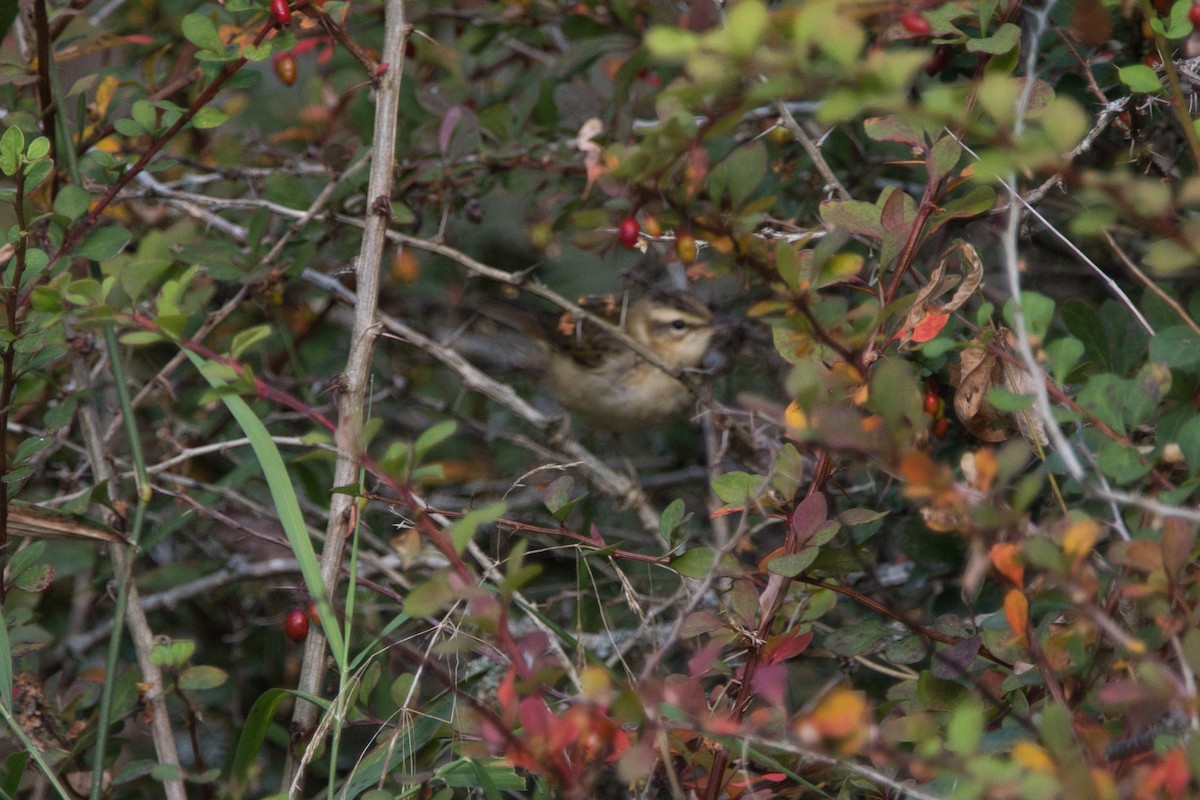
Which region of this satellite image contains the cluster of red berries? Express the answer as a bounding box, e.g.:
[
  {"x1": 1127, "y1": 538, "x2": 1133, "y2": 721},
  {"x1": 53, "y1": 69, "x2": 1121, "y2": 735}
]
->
[
  {"x1": 615, "y1": 217, "x2": 698, "y2": 264},
  {"x1": 924, "y1": 387, "x2": 950, "y2": 439}
]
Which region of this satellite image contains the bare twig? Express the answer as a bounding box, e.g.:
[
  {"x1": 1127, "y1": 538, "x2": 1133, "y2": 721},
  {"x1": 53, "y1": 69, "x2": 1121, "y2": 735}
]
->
[
  {"x1": 69, "y1": 355, "x2": 186, "y2": 800},
  {"x1": 287, "y1": 0, "x2": 409, "y2": 788},
  {"x1": 1103, "y1": 229, "x2": 1200, "y2": 338}
]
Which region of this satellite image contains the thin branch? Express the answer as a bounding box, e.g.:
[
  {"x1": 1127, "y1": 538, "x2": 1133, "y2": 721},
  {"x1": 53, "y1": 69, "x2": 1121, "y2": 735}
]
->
[
  {"x1": 774, "y1": 99, "x2": 850, "y2": 200},
  {"x1": 1103, "y1": 229, "x2": 1200, "y2": 338},
  {"x1": 288, "y1": 0, "x2": 408, "y2": 787}
]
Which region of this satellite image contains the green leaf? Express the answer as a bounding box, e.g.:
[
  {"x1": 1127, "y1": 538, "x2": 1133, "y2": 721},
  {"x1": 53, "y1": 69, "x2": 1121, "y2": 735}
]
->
[
  {"x1": 132, "y1": 99, "x2": 157, "y2": 132},
  {"x1": 0, "y1": 126, "x2": 24, "y2": 176},
  {"x1": 44, "y1": 398, "x2": 76, "y2": 429},
  {"x1": 1149, "y1": 325, "x2": 1200, "y2": 370},
  {"x1": 863, "y1": 115, "x2": 937, "y2": 148},
  {"x1": 113, "y1": 118, "x2": 146, "y2": 137},
  {"x1": 389, "y1": 673, "x2": 416, "y2": 708},
  {"x1": 120, "y1": 331, "x2": 167, "y2": 346},
  {"x1": 1061, "y1": 299, "x2": 1110, "y2": 370},
  {"x1": 8, "y1": 541, "x2": 46, "y2": 586},
  {"x1": 24, "y1": 136, "x2": 50, "y2": 161},
  {"x1": 1144, "y1": 238, "x2": 1198, "y2": 273},
  {"x1": 1077, "y1": 373, "x2": 1126, "y2": 436},
  {"x1": 1096, "y1": 440, "x2": 1150, "y2": 484},
  {"x1": 987, "y1": 388, "x2": 1035, "y2": 413},
  {"x1": 242, "y1": 42, "x2": 271, "y2": 61},
  {"x1": 437, "y1": 758, "x2": 525, "y2": 791},
  {"x1": 1118, "y1": 64, "x2": 1164, "y2": 94},
  {"x1": 119, "y1": 259, "x2": 173, "y2": 301},
  {"x1": 766, "y1": 548, "x2": 818, "y2": 577},
  {"x1": 965, "y1": 22, "x2": 1020, "y2": 54},
  {"x1": 542, "y1": 476, "x2": 582, "y2": 522},
  {"x1": 927, "y1": 135, "x2": 961, "y2": 183},
  {"x1": 192, "y1": 107, "x2": 229, "y2": 129},
  {"x1": 404, "y1": 575, "x2": 456, "y2": 617},
  {"x1": 149, "y1": 639, "x2": 196, "y2": 668},
  {"x1": 645, "y1": 26, "x2": 700, "y2": 60},
  {"x1": 78, "y1": 226, "x2": 131, "y2": 261},
  {"x1": 23, "y1": 158, "x2": 52, "y2": 189},
  {"x1": 181, "y1": 13, "x2": 224, "y2": 51},
  {"x1": 413, "y1": 420, "x2": 456, "y2": 463},
  {"x1": 724, "y1": 0, "x2": 768, "y2": 57},
  {"x1": 449, "y1": 501, "x2": 505, "y2": 555},
  {"x1": 946, "y1": 699, "x2": 984, "y2": 754},
  {"x1": 1156, "y1": 0, "x2": 1193, "y2": 38},
  {"x1": 819, "y1": 199, "x2": 883, "y2": 239},
  {"x1": 823, "y1": 618, "x2": 890, "y2": 657},
  {"x1": 53, "y1": 184, "x2": 91, "y2": 221},
  {"x1": 711, "y1": 471, "x2": 764, "y2": 504},
  {"x1": 229, "y1": 324, "x2": 272, "y2": 359},
  {"x1": 659, "y1": 498, "x2": 690, "y2": 542},
  {"x1": 1003, "y1": 291, "x2": 1054, "y2": 342},
  {"x1": 710, "y1": 140, "x2": 767, "y2": 210},
  {"x1": 230, "y1": 689, "x2": 323, "y2": 789},
  {"x1": 1175, "y1": 415, "x2": 1200, "y2": 473},
  {"x1": 1045, "y1": 337, "x2": 1084, "y2": 382},
  {"x1": 671, "y1": 547, "x2": 716, "y2": 579},
  {"x1": 837, "y1": 508, "x2": 886, "y2": 526},
  {"x1": 178, "y1": 665, "x2": 228, "y2": 691},
  {"x1": 13, "y1": 436, "x2": 52, "y2": 465}
]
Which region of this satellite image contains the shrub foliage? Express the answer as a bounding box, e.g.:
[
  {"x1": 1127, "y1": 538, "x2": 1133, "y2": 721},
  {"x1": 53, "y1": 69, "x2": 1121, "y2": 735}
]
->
[{"x1": 3, "y1": 0, "x2": 1200, "y2": 798}]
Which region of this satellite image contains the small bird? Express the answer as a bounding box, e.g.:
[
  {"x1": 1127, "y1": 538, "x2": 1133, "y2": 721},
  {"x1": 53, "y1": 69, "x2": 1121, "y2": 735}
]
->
[{"x1": 476, "y1": 291, "x2": 722, "y2": 431}]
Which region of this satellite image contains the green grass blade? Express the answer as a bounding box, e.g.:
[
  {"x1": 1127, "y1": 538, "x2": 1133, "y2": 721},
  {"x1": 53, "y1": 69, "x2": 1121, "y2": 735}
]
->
[{"x1": 183, "y1": 351, "x2": 346, "y2": 661}]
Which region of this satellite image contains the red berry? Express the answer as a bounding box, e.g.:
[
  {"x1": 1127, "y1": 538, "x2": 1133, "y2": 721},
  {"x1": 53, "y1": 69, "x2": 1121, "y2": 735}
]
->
[
  {"x1": 1191, "y1": 4, "x2": 1200, "y2": 27},
  {"x1": 932, "y1": 417, "x2": 950, "y2": 438},
  {"x1": 900, "y1": 11, "x2": 932, "y2": 36},
  {"x1": 923, "y1": 390, "x2": 940, "y2": 416},
  {"x1": 284, "y1": 608, "x2": 309, "y2": 642},
  {"x1": 306, "y1": 601, "x2": 320, "y2": 625},
  {"x1": 270, "y1": 0, "x2": 292, "y2": 25},
  {"x1": 617, "y1": 217, "x2": 640, "y2": 248},
  {"x1": 273, "y1": 51, "x2": 298, "y2": 86},
  {"x1": 1144, "y1": 51, "x2": 1163, "y2": 68}
]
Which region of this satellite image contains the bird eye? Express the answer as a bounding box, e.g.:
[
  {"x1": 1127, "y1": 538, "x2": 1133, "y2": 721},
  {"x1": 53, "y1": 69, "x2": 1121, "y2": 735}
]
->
[{"x1": 671, "y1": 319, "x2": 688, "y2": 330}]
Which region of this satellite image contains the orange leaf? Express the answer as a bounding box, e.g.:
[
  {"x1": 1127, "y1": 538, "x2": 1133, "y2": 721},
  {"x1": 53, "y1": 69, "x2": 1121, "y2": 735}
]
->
[
  {"x1": 1158, "y1": 748, "x2": 1191, "y2": 799},
  {"x1": 969, "y1": 447, "x2": 997, "y2": 492},
  {"x1": 1012, "y1": 741, "x2": 1055, "y2": 772},
  {"x1": 989, "y1": 542, "x2": 1024, "y2": 587},
  {"x1": 910, "y1": 309, "x2": 950, "y2": 343},
  {"x1": 784, "y1": 400, "x2": 808, "y2": 434},
  {"x1": 804, "y1": 688, "x2": 868, "y2": 739},
  {"x1": 1003, "y1": 589, "x2": 1028, "y2": 646},
  {"x1": 1062, "y1": 518, "x2": 1100, "y2": 567}
]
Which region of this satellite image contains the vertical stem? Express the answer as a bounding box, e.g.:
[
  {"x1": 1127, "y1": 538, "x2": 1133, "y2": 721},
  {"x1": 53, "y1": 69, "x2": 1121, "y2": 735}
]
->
[
  {"x1": 285, "y1": 0, "x2": 409, "y2": 792},
  {"x1": 0, "y1": 172, "x2": 28, "y2": 579},
  {"x1": 32, "y1": 0, "x2": 58, "y2": 168}
]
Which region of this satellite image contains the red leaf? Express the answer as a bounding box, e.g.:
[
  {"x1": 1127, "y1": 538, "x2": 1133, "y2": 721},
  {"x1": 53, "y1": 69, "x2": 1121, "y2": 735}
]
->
[
  {"x1": 1162, "y1": 748, "x2": 1190, "y2": 799},
  {"x1": 765, "y1": 630, "x2": 814, "y2": 665},
  {"x1": 751, "y1": 663, "x2": 788, "y2": 706},
  {"x1": 789, "y1": 491, "x2": 828, "y2": 548},
  {"x1": 688, "y1": 639, "x2": 726, "y2": 678},
  {"x1": 497, "y1": 669, "x2": 517, "y2": 717},
  {"x1": 910, "y1": 310, "x2": 949, "y2": 343},
  {"x1": 517, "y1": 696, "x2": 554, "y2": 738}
]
